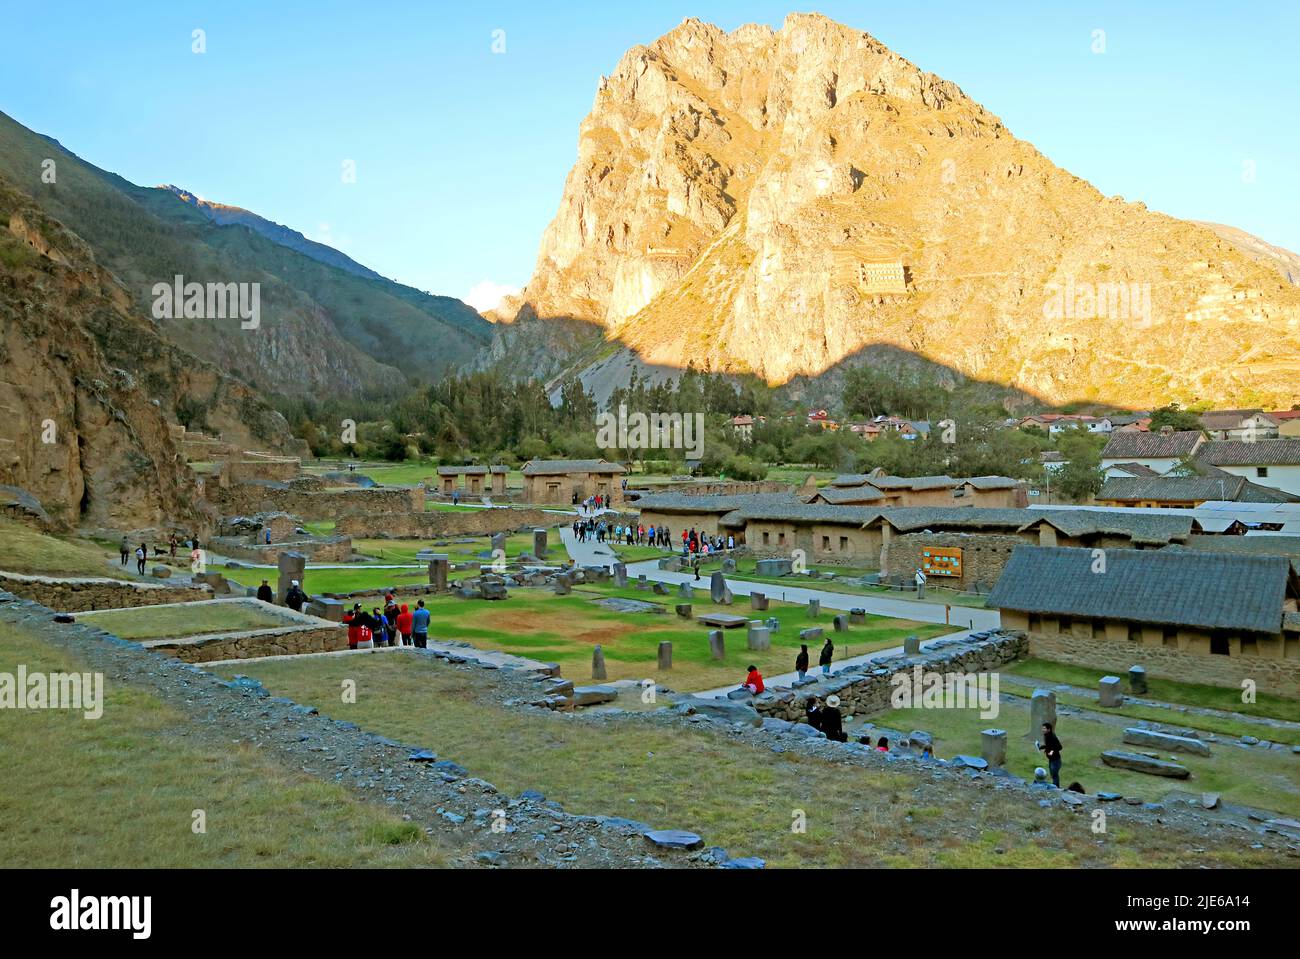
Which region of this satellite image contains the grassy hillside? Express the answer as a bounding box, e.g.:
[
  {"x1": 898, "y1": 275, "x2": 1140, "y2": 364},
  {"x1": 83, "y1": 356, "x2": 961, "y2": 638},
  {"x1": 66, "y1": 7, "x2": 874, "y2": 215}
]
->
[{"x1": 0, "y1": 110, "x2": 489, "y2": 395}]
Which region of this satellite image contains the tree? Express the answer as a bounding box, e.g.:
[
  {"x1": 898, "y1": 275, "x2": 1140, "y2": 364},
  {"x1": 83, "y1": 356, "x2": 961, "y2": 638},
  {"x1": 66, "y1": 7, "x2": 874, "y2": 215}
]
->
[{"x1": 1148, "y1": 403, "x2": 1203, "y2": 433}]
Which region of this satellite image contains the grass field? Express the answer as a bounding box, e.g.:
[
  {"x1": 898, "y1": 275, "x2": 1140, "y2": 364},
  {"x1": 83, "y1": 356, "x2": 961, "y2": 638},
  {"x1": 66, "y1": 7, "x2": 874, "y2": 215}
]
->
[
  {"x1": 77, "y1": 602, "x2": 292, "y2": 640},
  {"x1": 867, "y1": 695, "x2": 1300, "y2": 818},
  {"x1": 0, "y1": 627, "x2": 447, "y2": 867},
  {"x1": 0, "y1": 518, "x2": 115, "y2": 577},
  {"x1": 1006, "y1": 658, "x2": 1300, "y2": 726},
  {"x1": 404, "y1": 584, "x2": 949, "y2": 690},
  {"x1": 214, "y1": 651, "x2": 1283, "y2": 868}
]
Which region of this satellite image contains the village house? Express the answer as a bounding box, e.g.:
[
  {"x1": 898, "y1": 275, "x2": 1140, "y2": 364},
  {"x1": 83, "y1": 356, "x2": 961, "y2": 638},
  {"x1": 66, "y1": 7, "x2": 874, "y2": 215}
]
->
[
  {"x1": 1108, "y1": 413, "x2": 1152, "y2": 432},
  {"x1": 436, "y1": 464, "x2": 508, "y2": 496},
  {"x1": 806, "y1": 409, "x2": 838, "y2": 430},
  {"x1": 520, "y1": 459, "x2": 627, "y2": 505},
  {"x1": 729, "y1": 415, "x2": 756, "y2": 441},
  {"x1": 987, "y1": 545, "x2": 1300, "y2": 697},
  {"x1": 633, "y1": 491, "x2": 799, "y2": 539},
  {"x1": 1096, "y1": 472, "x2": 1299, "y2": 508},
  {"x1": 1018, "y1": 413, "x2": 1112, "y2": 434},
  {"x1": 1270, "y1": 410, "x2": 1300, "y2": 437},
  {"x1": 1195, "y1": 439, "x2": 1300, "y2": 497},
  {"x1": 1100, "y1": 427, "x2": 1205, "y2": 477},
  {"x1": 1199, "y1": 409, "x2": 1279, "y2": 442}
]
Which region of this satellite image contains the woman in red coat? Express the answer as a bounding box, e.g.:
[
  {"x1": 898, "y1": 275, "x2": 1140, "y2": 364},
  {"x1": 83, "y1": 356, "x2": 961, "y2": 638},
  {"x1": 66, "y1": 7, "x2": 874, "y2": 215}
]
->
[
  {"x1": 741, "y1": 665, "x2": 764, "y2": 695},
  {"x1": 396, "y1": 604, "x2": 414, "y2": 646},
  {"x1": 343, "y1": 604, "x2": 362, "y2": 649}
]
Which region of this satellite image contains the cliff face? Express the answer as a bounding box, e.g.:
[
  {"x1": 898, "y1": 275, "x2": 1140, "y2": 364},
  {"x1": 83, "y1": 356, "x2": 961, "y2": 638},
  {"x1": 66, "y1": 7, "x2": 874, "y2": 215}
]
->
[
  {"x1": 0, "y1": 178, "x2": 263, "y2": 532},
  {"x1": 502, "y1": 13, "x2": 1300, "y2": 408}
]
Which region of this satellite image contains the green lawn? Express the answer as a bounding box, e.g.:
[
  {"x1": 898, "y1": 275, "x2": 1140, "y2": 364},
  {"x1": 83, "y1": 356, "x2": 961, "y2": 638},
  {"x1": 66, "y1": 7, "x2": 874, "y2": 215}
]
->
[
  {"x1": 214, "y1": 651, "x2": 1285, "y2": 868},
  {"x1": 405, "y1": 583, "x2": 949, "y2": 691},
  {"x1": 77, "y1": 601, "x2": 292, "y2": 640},
  {"x1": 867, "y1": 696, "x2": 1300, "y2": 818},
  {"x1": 1006, "y1": 658, "x2": 1300, "y2": 725},
  {"x1": 0, "y1": 518, "x2": 116, "y2": 577},
  {"x1": 222, "y1": 565, "x2": 429, "y2": 595},
  {"x1": 0, "y1": 627, "x2": 447, "y2": 867}
]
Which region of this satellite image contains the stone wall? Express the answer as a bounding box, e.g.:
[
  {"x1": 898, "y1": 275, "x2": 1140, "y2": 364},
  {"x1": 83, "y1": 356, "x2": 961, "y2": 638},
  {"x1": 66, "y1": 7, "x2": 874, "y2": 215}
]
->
[
  {"x1": 207, "y1": 481, "x2": 425, "y2": 519},
  {"x1": 209, "y1": 535, "x2": 354, "y2": 564},
  {"x1": 145, "y1": 624, "x2": 348, "y2": 663},
  {"x1": 1002, "y1": 610, "x2": 1300, "y2": 699},
  {"x1": 0, "y1": 571, "x2": 212, "y2": 612},
  {"x1": 337, "y1": 508, "x2": 555, "y2": 539},
  {"x1": 883, "y1": 531, "x2": 1026, "y2": 589},
  {"x1": 632, "y1": 480, "x2": 792, "y2": 497},
  {"x1": 754, "y1": 630, "x2": 1029, "y2": 721},
  {"x1": 218, "y1": 455, "x2": 301, "y2": 484},
  {"x1": 744, "y1": 521, "x2": 883, "y2": 568}
]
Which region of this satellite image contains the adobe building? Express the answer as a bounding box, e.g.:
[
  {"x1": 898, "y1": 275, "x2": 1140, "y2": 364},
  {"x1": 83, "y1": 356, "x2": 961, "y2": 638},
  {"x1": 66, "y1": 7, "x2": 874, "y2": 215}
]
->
[
  {"x1": 988, "y1": 545, "x2": 1300, "y2": 697},
  {"x1": 1096, "y1": 473, "x2": 1299, "y2": 508},
  {"x1": 521, "y1": 459, "x2": 627, "y2": 505},
  {"x1": 437, "y1": 465, "x2": 507, "y2": 496},
  {"x1": 724, "y1": 502, "x2": 888, "y2": 565},
  {"x1": 808, "y1": 472, "x2": 1026, "y2": 509},
  {"x1": 635, "y1": 492, "x2": 799, "y2": 539}
]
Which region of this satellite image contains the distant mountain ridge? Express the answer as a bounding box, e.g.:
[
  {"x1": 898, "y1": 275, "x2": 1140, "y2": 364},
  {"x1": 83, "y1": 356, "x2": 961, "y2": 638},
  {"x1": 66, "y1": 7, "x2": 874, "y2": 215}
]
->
[
  {"x1": 158, "y1": 184, "x2": 385, "y2": 282},
  {"x1": 0, "y1": 110, "x2": 492, "y2": 394}
]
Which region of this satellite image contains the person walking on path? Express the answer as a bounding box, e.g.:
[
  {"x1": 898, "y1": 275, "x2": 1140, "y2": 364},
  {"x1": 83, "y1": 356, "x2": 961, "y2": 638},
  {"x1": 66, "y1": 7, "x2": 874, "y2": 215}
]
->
[
  {"x1": 135, "y1": 543, "x2": 147, "y2": 575},
  {"x1": 818, "y1": 636, "x2": 834, "y2": 677},
  {"x1": 119, "y1": 537, "x2": 130, "y2": 566},
  {"x1": 411, "y1": 600, "x2": 431, "y2": 649},
  {"x1": 1037, "y1": 722, "x2": 1064, "y2": 787},
  {"x1": 795, "y1": 644, "x2": 809, "y2": 682}
]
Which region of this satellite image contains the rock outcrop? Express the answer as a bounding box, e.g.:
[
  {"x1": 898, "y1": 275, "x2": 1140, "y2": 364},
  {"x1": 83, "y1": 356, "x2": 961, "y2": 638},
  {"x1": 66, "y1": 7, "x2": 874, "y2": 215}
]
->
[{"x1": 496, "y1": 13, "x2": 1300, "y2": 408}]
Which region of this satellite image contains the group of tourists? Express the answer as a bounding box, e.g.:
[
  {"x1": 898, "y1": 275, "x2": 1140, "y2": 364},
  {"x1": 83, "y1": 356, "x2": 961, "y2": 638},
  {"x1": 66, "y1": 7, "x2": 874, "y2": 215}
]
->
[
  {"x1": 573, "y1": 493, "x2": 610, "y2": 513},
  {"x1": 342, "y1": 593, "x2": 432, "y2": 649},
  {"x1": 120, "y1": 534, "x2": 202, "y2": 576},
  {"x1": 681, "y1": 528, "x2": 733, "y2": 556}
]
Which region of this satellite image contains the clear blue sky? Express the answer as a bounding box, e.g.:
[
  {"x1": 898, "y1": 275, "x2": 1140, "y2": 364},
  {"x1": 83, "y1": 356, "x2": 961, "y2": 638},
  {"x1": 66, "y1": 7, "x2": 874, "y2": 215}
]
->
[{"x1": 2, "y1": 1, "x2": 1295, "y2": 307}]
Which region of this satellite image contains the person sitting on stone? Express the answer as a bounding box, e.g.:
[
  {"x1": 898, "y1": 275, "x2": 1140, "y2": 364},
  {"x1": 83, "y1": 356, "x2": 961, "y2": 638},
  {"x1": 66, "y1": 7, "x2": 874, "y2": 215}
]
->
[
  {"x1": 256, "y1": 579, "x2": 274, "y2": 603},
  {"x1": 875, "y1": 736, "x2": 889, "y2": 752},
  {"x1": 740, "y1": 664, "x2": 764, "y2": 695},
  {"x1": 1030, "y1": 767, "x2": 1057, "y2": 790},
  {"x1": 805, "y1": 696, "x2": 823, "y2": 732},
  {"x1": 820, "y1": 696, "x2": 847, "y2": 742}
]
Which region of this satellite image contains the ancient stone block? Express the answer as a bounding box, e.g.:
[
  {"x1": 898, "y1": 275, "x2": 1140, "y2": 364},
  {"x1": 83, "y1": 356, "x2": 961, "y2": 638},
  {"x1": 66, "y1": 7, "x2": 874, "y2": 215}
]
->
[
  {"x1": 981, "y1": 728, "x2": 1007, "y2": 767},
  {"x1": 658, "y1": 641, "x2": 673, "y2": 671},
  {"x1": 1098, "y1": 676, "x2": 1124, "y2": 708},
  {"x1": 1029, "y1": 689, "x2": 1057, "y2": 738},
  {"x1": 1121, "y1": 727, "x2": 1211, "y2": 757},
  {"x1": 1101, "y1": 750, "x2": 1190, "y2": 778},
  {"x1": 750, "y1": 592, "x2": 768, "y2": 611}
]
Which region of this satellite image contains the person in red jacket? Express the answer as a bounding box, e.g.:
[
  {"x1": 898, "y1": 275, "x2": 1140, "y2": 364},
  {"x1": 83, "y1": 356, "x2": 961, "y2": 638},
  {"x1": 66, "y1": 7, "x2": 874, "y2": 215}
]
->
[
  {"x1": 741, "y1": 665, "x2": 764, "y2": 695},
  {"x1": 343, "y1": 604, "x2": 362, "y2": 649},
  {"x1": 396, "y1": 603, "x2": 414, "y2": 646}
]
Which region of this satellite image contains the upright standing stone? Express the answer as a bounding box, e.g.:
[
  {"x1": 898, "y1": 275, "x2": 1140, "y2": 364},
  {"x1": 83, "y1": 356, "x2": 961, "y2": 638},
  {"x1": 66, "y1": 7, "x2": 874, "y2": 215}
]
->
[
  {"x1": 1029, "y1": 689, "x2": 1057, "y2": 738},
  {"x1": 1128, "y1": 665, "x2": 1148, "y2": 696},
  {"x1": 750, "y1": 592, "x2": 768, "y2": 611},
  {"x1": 722, "y1": 587, "x2": 734, "y2": 605},
  {"x1": 678, "y1": 581, "x2": 694, "y2": 600},
  {"x1": 277, "y1": 551, "x2": 306, "y2": 605},
  {"x1": 533, "y1": 528, "x2": 548, "y2": 557},
  {"x1": 765, "y1": 617, "x2": 780, "y2": 633},
  {"x1": 849, "y1": 608, "x2": 867, "y2": 625},
  {"x1": 592, "y1": 645, "x2": 607, "y2": 681},
  {"x1": 710, "y1": 571, "x2": 727, "y2": 604},
  {"x1": 636, "y1": 573, "x2": 649, "y2": 591},
  {"x1": 981, "y1": 729, "x2": 1008, "y2": 767},
  {"x1": 490, "y1": 532, "x2": 506, "y2": 552},
  {"x1": 428, "y1": 554, "x2": 449, "y2": 591},
  {"x1": 746, "y1": 624, "x2": 771, "y2": 651},
  {"x1": 807, "y1": 598, "x2": 820, "y2": 618},
  {"x1": 553, "y1": 579, "x2": 571, "y2": 596},
  {"x1": 708, "y1": 630, "x2": 725, "y2": 660},
  {"x1": 1098, "y1": 676, "x2": 1124, "y2": 708},
  {"x1": 675, "y1": 604, "x2": 693, "y2": 619},
  {"x1": 903, "y1": 634, "x2": 921, "y2": 655},
  {"x1": 657, "y1": 641, "x2": 673, "y2": 671},
  {"x1": 833, "y1": 614, "x2": 848, "y2": 632},
  {"x1": 612, "y1": 562, "x2": 627, "y2": 588}
]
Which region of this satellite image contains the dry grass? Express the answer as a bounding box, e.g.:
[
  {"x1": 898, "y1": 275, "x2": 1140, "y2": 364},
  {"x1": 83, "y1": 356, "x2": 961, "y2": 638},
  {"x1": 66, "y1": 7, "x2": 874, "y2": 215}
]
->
[
  {"x1": 0, "y1": 518, "x2": 114, "y2": 577},
  {"x1": 0, "y1": 626, "x2": 448, "y2": 867}
]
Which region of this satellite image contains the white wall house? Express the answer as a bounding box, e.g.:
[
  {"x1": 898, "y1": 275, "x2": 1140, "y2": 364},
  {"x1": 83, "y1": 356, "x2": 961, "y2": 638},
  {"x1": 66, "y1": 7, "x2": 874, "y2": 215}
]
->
[
  {"x1": 1099, "y1": 429, "x2": 1204, "y2": 478},
  {"x1": 1197, "y1": 440, "x2": 1300, "y2": 497}
]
